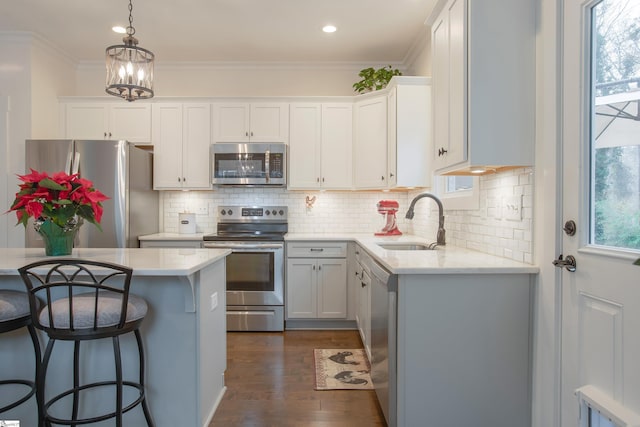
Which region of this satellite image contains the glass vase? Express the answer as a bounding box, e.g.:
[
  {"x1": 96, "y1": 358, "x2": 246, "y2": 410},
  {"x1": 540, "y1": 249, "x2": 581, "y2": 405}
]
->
[{"x1": 35, "y1": 218, "x2": 81, "y2": 256}]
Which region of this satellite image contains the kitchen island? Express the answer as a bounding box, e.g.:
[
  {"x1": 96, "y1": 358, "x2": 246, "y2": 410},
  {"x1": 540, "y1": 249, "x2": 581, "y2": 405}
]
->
[{"x1": 0, "y1": 247, "x2": 230, "y2": 427}]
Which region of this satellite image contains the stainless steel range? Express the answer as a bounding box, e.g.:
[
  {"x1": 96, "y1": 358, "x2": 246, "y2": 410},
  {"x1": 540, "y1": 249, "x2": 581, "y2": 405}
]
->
[{"x1": 203, "y1": 205, "x2": 287, "y2": 332}]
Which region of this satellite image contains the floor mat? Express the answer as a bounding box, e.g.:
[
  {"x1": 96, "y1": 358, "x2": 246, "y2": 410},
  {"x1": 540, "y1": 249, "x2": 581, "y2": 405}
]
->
[{"x1": 314, "y1": 348, "x2": 373, "y2": 390}]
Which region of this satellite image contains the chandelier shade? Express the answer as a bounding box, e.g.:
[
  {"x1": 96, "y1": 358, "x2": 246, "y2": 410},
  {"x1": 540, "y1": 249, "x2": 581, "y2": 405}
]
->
[{"x1": 105, "y1": 0, "x2": 154, "y2": 101}]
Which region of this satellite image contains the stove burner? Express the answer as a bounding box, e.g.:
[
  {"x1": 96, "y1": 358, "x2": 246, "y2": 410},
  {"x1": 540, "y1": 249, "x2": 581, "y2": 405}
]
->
[{"x1": 203, "y1": 205, "x2": 288, "y2": 242}]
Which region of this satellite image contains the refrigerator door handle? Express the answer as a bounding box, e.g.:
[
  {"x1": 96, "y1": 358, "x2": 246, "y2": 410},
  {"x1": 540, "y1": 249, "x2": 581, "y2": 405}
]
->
[
  {"x1": 72, "y1": 152, "x2": 80, "y2": 174},
  {"x1": 65, "y1": 151, "x2": 73, "y2": 174}
]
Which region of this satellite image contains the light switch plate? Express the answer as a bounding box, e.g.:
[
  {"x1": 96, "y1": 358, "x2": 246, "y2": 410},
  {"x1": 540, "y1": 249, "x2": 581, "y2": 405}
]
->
[
  {"x1": 196, "y1": 203, "x2": 208, "y2": 215},
  {"x1": 502, "y1": 196, "x2": 522, "y2": 221}
]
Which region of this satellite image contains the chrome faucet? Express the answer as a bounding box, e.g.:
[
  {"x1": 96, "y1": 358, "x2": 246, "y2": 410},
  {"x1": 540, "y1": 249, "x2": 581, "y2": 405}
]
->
[{"x1": 405, "y1": 193, "x2": 446, "y2": 246}]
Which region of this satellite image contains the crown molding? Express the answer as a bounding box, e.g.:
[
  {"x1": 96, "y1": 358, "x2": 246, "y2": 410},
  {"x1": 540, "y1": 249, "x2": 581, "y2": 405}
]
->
[
  {"x1": 77, "y1": 59, "x2": 407, "y2": 72},
  {"x1": 0, "y1": 31, "x2": 77, "y2": 66}
]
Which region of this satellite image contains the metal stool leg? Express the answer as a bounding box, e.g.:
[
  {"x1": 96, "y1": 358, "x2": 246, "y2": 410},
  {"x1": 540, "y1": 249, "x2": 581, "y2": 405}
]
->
[
  {"x1": 72, "y1": 340, "x2": 80, "y2": 427},
  {"x1": 135, "y1": 329, "x2": 155, "y2": 426},
  {"x1": 41, "y1": 337, "x2": 56, "y2": 427},
  {"x1": 26, "y1": 324, "x2": 44, "y2": 427},
  {"x1": 113, "y1": 335, "x2": 123, "y2": 427}
]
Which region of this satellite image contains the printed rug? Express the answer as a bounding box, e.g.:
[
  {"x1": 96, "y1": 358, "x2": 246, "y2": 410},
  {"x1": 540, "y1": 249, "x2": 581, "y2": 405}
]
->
[{"x1": 314, "y1": 348, "x2": 373, "y2": 390}]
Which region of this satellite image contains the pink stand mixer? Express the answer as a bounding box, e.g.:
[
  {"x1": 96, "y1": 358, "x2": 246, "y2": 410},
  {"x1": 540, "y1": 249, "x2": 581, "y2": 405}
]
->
[{"x1": 375, "y1": 200, "x2": 402, "y2": 236}]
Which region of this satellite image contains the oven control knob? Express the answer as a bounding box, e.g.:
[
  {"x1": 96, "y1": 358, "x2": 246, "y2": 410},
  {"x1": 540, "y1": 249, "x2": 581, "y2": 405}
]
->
[
  {"x1": 228, "y1": 209, "x2": 233, "y2": 216},
  {"x1": 221, "y1": 209, "x2": 226, "y2": 216},
  {"x1": 279, "y1": 210, "x2": 284, "y2": 216},
  {"x1": 272, "y1": 210, "x2": 277, "y2": 216},
  {"x1": 265, "y1": 210, "x2": 270, "y2": 215}
]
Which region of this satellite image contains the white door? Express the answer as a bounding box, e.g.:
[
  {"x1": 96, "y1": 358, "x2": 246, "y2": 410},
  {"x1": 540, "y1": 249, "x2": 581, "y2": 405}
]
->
[{"x1": 561, "y1": 1, "x2": 640, "y2": 425}]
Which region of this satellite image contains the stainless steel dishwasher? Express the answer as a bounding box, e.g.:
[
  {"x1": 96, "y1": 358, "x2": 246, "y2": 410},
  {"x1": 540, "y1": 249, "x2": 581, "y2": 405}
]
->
[{"x1": 368, "y1": 256, "x2": 397, "y2": 427}]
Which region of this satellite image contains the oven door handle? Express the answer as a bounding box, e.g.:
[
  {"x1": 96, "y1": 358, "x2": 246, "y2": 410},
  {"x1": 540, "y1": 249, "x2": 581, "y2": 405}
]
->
[{"x1": 203, "y1": 242, "x2": 283, "y2": 250}]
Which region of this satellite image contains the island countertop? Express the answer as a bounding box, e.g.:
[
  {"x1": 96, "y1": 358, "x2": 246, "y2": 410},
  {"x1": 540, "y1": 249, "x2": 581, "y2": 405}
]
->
[{"x1": 0, "y1": 247, "x2": 230, "y2": 276}]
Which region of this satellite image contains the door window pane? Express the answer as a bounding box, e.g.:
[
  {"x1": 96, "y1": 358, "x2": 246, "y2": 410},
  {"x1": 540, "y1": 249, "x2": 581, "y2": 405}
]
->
[{"x1": 591, "y1": 0, "x2": 640, "y2": 250}]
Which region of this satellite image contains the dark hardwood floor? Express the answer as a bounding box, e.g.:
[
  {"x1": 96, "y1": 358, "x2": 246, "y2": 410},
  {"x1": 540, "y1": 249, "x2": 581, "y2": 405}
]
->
[{"x1": 209, "y1": 330, "x2": 387, "y2": 427}]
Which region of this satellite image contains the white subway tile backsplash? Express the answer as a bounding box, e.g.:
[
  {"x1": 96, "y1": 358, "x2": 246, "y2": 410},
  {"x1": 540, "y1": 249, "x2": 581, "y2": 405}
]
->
[{"x1": 160, "y1": 168, "x2": 534, "y2": 263}]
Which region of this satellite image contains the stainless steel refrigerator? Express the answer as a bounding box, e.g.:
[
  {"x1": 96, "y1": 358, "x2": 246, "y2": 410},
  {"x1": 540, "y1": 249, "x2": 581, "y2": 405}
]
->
[{"x1": 25, "y1": 139, "x2": 159, "y2": 248}]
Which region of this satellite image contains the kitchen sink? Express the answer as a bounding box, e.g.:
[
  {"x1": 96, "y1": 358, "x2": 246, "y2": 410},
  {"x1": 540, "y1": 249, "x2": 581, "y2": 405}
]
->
[{"x1": 376, "y1": 243, "x2": 437, "y2": 251}]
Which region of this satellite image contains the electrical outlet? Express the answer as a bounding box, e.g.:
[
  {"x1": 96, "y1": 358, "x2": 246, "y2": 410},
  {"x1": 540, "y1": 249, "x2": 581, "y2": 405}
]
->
[
  {"x1": 502, "y1": 196, "x2": 522, "y2": 221},
  {"x1": 210, "y1": 292, "x2": 218, "y2": 311},
  {"x1": 196, "y1": 203, "x2": 208, "y2": 215}
]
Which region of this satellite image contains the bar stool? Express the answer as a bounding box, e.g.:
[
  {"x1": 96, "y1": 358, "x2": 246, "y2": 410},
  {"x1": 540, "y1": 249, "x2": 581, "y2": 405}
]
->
[
  {"x1": 19, "y1": 259, "x2": 154, "y2": 427},
  {"x1": 0, "y1": 290, "x2": 42, "y2": 422}
]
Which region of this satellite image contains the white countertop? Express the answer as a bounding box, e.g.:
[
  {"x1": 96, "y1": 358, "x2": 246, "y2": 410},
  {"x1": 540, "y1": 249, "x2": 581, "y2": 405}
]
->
[
  {"x1": 286, "y1": 233, "x2": 539, "y2": 275},
  {"x1": 137, "y1": 232, "x2": 538, "y2": 275},
  {"x1": 0, "y1": 247, "x2": 230, "y2": 276}
]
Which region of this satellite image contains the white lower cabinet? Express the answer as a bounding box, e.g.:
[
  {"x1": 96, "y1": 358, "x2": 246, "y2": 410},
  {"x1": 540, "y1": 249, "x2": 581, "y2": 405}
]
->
[{"x1": 286, "y1": 242, "x2": 347, "y2": 319}]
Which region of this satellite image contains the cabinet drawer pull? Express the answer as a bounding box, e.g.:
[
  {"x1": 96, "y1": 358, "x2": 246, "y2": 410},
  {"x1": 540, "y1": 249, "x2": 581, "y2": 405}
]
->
[{"x1": 310, "y1": 248, "x2": 324, "y2": 252}]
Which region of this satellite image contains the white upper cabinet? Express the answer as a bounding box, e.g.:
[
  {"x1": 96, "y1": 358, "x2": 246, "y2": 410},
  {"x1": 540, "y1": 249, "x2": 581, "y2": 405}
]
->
[
  {"x1": 288, "y1": 103, "x2": 352, "y2": 190},
  {"x1": 353, "y1": 94, "x2": 388, "y2": 189},
  {"x1": 387, "y1": 77, "x2": 432, "y2": 188},
  {"x1": 62, "y1": 102, "x2": 152, "y2": 143},
  {"x1": 152, "y1": 103, "x2": 211, "y2": 190},
  {"x1": 212, "y1": 102, "x2": 289, "y2": 143},
  {"x1": 430, "y1": 0, "x2": 535, "y2": 175}
]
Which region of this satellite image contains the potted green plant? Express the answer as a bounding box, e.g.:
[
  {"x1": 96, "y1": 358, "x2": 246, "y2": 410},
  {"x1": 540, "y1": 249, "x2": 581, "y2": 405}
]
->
[{"x1": 352, "y1": 65, "x2": 402, "y2": 94}]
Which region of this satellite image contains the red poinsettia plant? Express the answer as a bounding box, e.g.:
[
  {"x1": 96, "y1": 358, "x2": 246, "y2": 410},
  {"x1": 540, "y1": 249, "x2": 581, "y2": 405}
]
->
[{"x1": 8, "y1": 169, "x2": 109, "y2": 230}]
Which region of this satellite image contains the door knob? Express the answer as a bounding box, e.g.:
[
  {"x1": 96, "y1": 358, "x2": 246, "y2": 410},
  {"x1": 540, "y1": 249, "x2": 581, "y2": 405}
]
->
[
  {"x1": 563, "y1": 220, "x2": 577, "y2": 236},
  {"x1": 553, "y1": 254, "x2": 576, "y2": 272}
]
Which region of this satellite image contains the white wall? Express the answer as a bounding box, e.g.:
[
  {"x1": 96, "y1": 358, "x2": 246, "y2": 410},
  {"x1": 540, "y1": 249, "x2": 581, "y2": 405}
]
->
[
  {"x1": 0, "y1": 34, "x2": 78, "y2": 247},
  {"x1": 30, "y1": 39, "x2": 76, "y2": 138},
  {"x1": 0, "y1": 34, "x2": 32, "y2": 247},
  {"x1": 76, "y1": 63, "x2": 385, "y2": 97}
]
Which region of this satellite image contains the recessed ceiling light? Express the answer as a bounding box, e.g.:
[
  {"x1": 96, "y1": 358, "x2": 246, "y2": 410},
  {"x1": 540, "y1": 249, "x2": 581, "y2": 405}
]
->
[
  {"x1": 322, "y1": 25, "x2": 337, "y2": 33},
  {"x1": 112, "y1": 26, "x2": 127, "y2": 34}
]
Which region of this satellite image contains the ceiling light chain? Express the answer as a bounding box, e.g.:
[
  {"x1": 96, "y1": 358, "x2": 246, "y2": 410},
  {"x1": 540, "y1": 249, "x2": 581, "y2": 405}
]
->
[
  {"x1": 126, "y1": 0, "x2": 135, "y2": 36},
  {"x1": 105, "y1": 0, "x2": 154, "y2": 102}
]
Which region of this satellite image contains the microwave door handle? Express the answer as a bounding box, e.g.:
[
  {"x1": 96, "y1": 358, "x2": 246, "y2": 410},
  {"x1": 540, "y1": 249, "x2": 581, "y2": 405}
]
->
[{"x1": 265, "y1": 149, "x2": 270, "y2": 183}]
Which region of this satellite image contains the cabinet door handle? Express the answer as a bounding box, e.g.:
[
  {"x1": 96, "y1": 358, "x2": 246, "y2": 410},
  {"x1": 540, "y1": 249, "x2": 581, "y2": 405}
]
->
[
  {"x1": 178, "y1": 177, "x2": 181, "y2": 182},
  {"x1": 250, "y1": 131, "x2": 254, "y2": 137},
  {"x1": 390, "y1": 172, "x2": 394, "y2": 178},
  {"x1": 104, "y1": 132, "x2": 107, "y2": 138},
  {"x1": 318, "y1": 265, "x2": 322, "y2": 271},
  {"x1": 361, "y1": 281, "x2": 366, "y2": 288},
  {"x1": 313, "y1": 265, "x2": 316, "y2": 271},
  {"x1": 438, "y1": 147, "x2": 448, "y2": 156},
  {"x1": 245, "y1": 131, "x2": 249, "y2": 137},
  {"x1": 381, "y1": 175, "x2": 385, "y2": 181},
  {"x1": 317, "y1": 177, "x2": 320, "y2": 183},
  {"x1": 108, "y1": 132, "x2": 112, "y2": 138}
]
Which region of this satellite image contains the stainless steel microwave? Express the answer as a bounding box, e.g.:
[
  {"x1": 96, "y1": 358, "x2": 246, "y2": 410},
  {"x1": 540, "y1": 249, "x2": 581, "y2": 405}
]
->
[{"x1": 211, "y1": 143, "x2": 287, "y2": 186}]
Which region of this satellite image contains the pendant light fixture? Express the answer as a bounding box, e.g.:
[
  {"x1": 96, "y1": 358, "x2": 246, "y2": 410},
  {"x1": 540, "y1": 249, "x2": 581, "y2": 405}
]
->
[{"x1": 105, "y1": 0, "x2": 154, "y2": 101}]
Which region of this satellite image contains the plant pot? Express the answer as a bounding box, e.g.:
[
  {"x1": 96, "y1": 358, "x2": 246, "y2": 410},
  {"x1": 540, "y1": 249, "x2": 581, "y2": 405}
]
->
[{"x1": 35, "y1": 218, "x2": 81, "y2": 256}]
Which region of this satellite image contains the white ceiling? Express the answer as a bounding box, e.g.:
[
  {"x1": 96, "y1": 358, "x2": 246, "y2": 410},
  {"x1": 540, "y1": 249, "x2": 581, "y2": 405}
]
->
[{"x1": 0, "y1": 0, "x2": 439, "y2": 64}]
